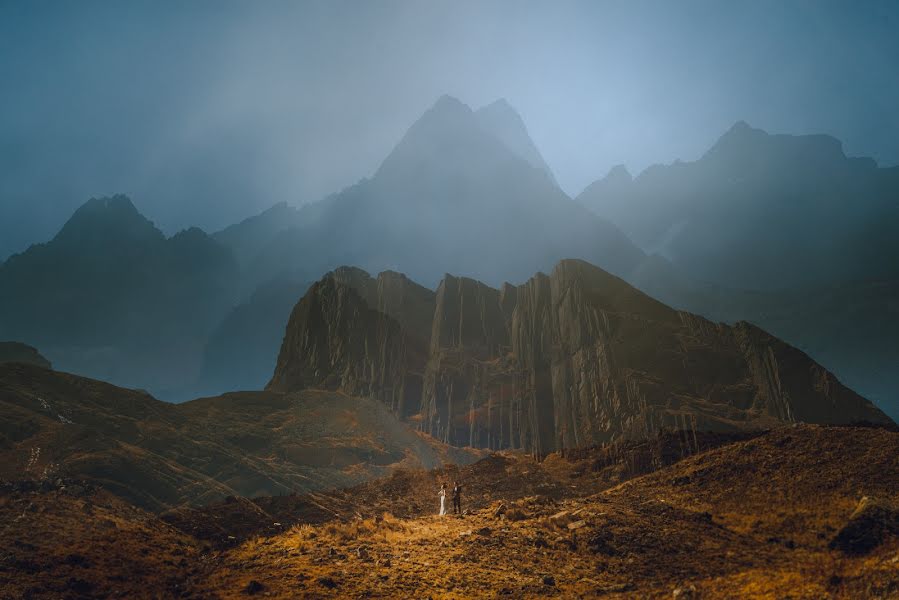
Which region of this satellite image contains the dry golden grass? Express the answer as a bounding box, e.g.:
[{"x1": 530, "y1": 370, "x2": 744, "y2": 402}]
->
[{"x1": 3, "y1": 425, "x2": 898, "y2": 599}]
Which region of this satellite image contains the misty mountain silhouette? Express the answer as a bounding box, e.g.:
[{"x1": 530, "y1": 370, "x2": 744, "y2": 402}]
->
[
  {"x1": 0, "y1": 194, "x2": 238, "y2": 391},
  {"x1": 198, "y1": 276, "x2": 311, "y2": 395},
  {"x1": 578, "y1": 122, "x2": 899, "y2": 419},
  {"x1": 578, "y1": 121, "x2": 899, "y2": 290},
  {"x1": 2, "y1": 103, "x2": 897, "y2": 422},
  {"x1": 225, "y1": 95, "x2": 646, "y2": 291},
  {"x1": 473, "y1": 98, "x2": 557, "y2": 184}
]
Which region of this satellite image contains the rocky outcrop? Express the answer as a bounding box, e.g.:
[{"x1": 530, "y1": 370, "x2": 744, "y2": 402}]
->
[
  {"x1": 269, "y1": 260, "x2": 893, "y2": 453},
  {"x1": 267, "y1": 268, "x2": 433, "y2": 417}
]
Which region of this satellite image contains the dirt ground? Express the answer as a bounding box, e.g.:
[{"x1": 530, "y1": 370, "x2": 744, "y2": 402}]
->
[{"x1": 2, "y1": 425, "x2": 898, "y2": 599}]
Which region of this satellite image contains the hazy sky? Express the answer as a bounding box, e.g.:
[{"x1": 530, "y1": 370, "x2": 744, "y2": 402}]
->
[{"x1": 2, "y1": 0, "x2": 897, "y2": 259}]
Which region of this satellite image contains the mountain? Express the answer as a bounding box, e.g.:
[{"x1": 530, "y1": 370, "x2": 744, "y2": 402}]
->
[
  {"x1": 0, "y1": 341, "x2": 51, "y2": 368},
  {"x1": 196, "y1": 276, "x2": 312, "y2": 397},
  {"x1": 0, "y1": 195, "x2": 239, "y2": 395},
  {"x1": 268, "y1": 260, "x2": 891, "y2": 454},
  {"x1": 577, "y1": 123, "x2": 899, "y2": 420},
  {"x1": 212, "y1": 201, "x2": 302, "y2": 275},
  {"x1": 0, "y1": 363, "x2": 481, "y2": 511},
  {"x1": 474, "y1": 98, "x2": 557, "y2": 184},
  {"x1": 578, "y1": 121, "x2": 899, "y2": 290},
  {"x1": 226, "y1": 95, "x2": 646, "y2": 292}
]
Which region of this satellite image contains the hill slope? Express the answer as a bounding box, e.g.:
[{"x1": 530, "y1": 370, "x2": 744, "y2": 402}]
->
[
  {"x1": 192, "y1": 425, "x2": 899, "y2": 598},
  {"x1": 3, "y1": 425, "x2": 896, "y2": 598},
  {"x1": 0, "y1": 363, "x2": 480, "y2": 511}
]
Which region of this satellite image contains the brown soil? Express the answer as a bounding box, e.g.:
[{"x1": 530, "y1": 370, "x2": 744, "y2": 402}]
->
[{"x1": 2, "y1": 425, "x2": 897, "y2": 599}]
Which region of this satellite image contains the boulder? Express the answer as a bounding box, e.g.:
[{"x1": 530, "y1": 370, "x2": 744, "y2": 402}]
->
[{"x1": 830, "y1": 496, "x2": 899, "y2": 555}]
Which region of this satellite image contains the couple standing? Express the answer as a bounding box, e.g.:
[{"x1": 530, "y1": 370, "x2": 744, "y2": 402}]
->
[{"x1": 438, "y1": 481, "x2": 462, "y2": 516}]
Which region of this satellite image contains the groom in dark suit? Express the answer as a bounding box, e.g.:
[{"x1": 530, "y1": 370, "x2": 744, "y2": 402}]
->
[{"x1": 452, "y1": 481, "x2": 462, "y2": 514}]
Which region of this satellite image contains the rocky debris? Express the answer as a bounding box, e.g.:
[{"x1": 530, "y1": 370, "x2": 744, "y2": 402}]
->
[
  {"x1": 242, "y1": 580, "x2": 265, "y2": 595},
  {"x1": 672, "y1": 584, "x2": 698, "y2": 598},
  {"x1": 548, "y1": 510, "x2": 570, "y2": 528},
  {"x1": 830, "y1": 496, "x2": 899, "y2": 555},
  {"x1": 270, "y1": 260, "x2": 891, "y2": 454},
  {"x1": 541, "y1": 575, "x2": 556, "y2": 586},
  {"x1": 596, "y1": 582, "x2": 636, "y2": 593},
  {"x1": 505, "y1": 508, "x2": 528, "y2": 522}
]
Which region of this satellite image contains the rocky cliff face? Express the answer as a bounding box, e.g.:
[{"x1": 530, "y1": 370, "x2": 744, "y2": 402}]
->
[{"x1": 269, "y1": 260, "x2": 892, "y2": 453}]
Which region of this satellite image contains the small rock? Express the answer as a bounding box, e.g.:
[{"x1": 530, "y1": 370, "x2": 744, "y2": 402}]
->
[
  {"x1": 506, "y1": 508, "x2": 528, "y2": 522},
  {"x1": 318, "y1": 577, "x2": 338, "y2": 589},
  {"x1": 243, "y1": 580, "x2": 265, "y2": 595},
  {"x1": 476, "y1": 527, "x2": 492, "y2": 536},
  {"x1": 830, "y1": 496, "x2": 899, "y2": 555},
  {"x1": 672, "y1": 584, "x2": 697, "y2": 598},
  {"x1": 549, "y1": 510, "x2": 569, "y2": 522},
  {"x1": 596, "y1": 582, "x2": 635, "y2": 593},
  {"x1": 567, "y1": 520, "x2": 587, "y2": 530},
  {"x1": 542, "y1": 575, "x2": 556, "y2": 586}
]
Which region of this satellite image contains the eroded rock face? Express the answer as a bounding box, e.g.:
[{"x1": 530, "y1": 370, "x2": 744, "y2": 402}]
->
[
  {"x1": 269, "y1": 260, "x2": 892, "y2": 453},
  {"x1": 267, "y1": 269, "x2": 433, "y2": 417}
]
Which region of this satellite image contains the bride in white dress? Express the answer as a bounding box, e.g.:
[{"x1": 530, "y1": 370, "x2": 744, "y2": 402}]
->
[{"x1": 438, "y1": 483, "x2": 447, "y2": 516}]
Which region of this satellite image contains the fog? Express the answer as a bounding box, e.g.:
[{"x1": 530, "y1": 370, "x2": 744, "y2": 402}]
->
[{"x1": 2, "y1": 0, "x2": 898, "y2": 259}]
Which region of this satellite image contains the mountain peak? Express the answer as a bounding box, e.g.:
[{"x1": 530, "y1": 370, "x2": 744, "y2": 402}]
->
[
  {"x1": 708, "y1": 120, "x2": 768, "y2": 152},
  {"x1": 374, "y1": 95, "x2": 513, "y2": 181},
  {"x1": 431, "y1": 94, "x2": 469, "y2": 112},
  {"x1": 705, "y1": 121, "x2": 846, "y2": 166},
  {"x1": 475, "y1": 98, "x2": 556, "y2": 183},
  {"x1": 605, "y1": 164, "x2": 633, "y2": 182},
  {"x1": 55, "y1": 195, "x2": 163, "y2": 246}
]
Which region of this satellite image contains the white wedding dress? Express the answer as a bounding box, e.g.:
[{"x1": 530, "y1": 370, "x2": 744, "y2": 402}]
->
[{"x1": 439, "y1": 489, "x2": 447, "y2": 516}]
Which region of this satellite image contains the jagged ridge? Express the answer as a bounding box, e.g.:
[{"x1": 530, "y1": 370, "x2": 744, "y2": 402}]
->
[{"x1": 268, "y1": 259, "x2": 892, "y2": 453}]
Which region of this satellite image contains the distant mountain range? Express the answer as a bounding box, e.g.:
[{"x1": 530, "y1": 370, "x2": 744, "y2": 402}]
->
[
  {"x1": 0, "y1": 96, "x2": 896, "y2": 421},
  {"x1": 576, "y1": 120, "x2": 899, "y2": 419},
  {"x1": 578, "y1": 120, "x2": 899, "y2": 290},
  {"x1": 0, "y1": 195, "x2": 238, "y2": 393},
  {"x1": 225, "y1": 95, "x2": 646, "y2": 292}
]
